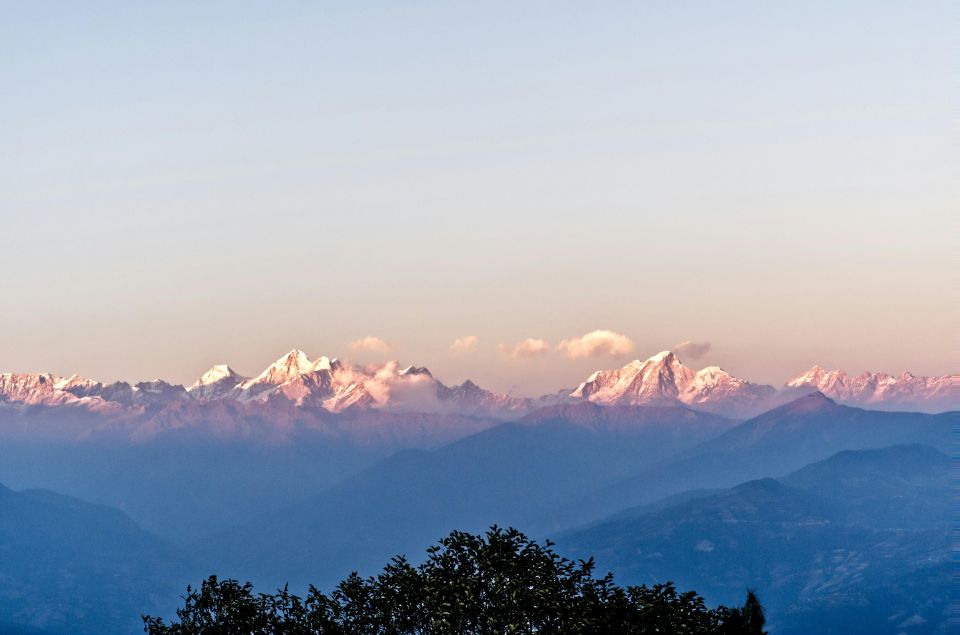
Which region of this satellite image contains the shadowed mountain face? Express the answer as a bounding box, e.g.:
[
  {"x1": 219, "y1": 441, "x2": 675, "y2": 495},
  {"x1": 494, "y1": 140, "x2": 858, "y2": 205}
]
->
[
  {"x1": 195, "y1": 404, "x2": 737, "y2": 590},
  {"x1": 192, "y1": 396, "x2": 952, "y2": 592},
  {"x1": 1, "y1": 393, "x2": 953, "y2": 634},
  {"x1": 550, "y1": 393, "x2": 955, "y2": 527},
  {"x1": 779, "y1": 444, "x2": 951, "y2": 528},
  {"x1": 0, "y1": 431, "x2": 386, "y2": 545},
  {"x1": 554, "y1": 445, "x2": 950, "y2": 635},
  {"x1": 2, "y1": 392, "x2": 949, "y2": 551},
  {"x1": 0, "y1": 404, "x2": 498, "y2": 545},
  {"x1": 0, "y1": 483, "x2": 193, "y2": 635}
]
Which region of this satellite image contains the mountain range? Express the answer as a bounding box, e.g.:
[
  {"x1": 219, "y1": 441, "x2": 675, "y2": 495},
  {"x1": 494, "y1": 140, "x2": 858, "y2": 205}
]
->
[
  {"x1": 0, "y1": 380, "x2": 953, "y2": 634},
  {"x1": 1, "y1": 350, "x2": 955, "y2": 431},
  {"x1": 195, "y1": 402, "x2": 739, "y2": 590},
  {"x1": 194, "y1": 395, "x2": 953, "y2": 593},
  {"x1": 544, "y1": 392, "x2": 953, "y2": 534},
  {"x1": 6, "y1": 441, "x2": 950, "y2": 635}
]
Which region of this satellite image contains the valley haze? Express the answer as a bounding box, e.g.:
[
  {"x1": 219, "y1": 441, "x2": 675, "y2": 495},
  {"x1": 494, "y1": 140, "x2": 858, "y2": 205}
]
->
[{"x1": 0, "y1": 361, "x2": 953, "y2": 634}]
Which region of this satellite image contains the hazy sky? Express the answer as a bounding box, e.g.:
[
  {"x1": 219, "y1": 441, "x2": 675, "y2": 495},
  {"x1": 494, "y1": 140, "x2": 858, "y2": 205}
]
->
[{"x1": 0, "y1": 1, "x2": 955, "y2": 394}]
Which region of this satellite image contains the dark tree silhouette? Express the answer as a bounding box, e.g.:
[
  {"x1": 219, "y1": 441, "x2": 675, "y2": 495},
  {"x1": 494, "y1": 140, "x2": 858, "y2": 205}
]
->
[
  {"x1": 717, "y1": 590, "x2": 766, "y2": 635},
  {"x1": 145, "y1": 527, "x2": 765, "y2": 634}
]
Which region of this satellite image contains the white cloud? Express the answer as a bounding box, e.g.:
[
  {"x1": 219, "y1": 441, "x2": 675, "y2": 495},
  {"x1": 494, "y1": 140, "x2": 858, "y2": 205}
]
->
[
  {"x1": 672, "y1": 340, "x2": 711, "y2": 360},
  {"x1": 499, "y1": 338, "x2": 551, "y2": 359},
  {"x1": 557, "y1": 330, "x2": 634, "y2": 359},
  {"x1": 348, "y1": 336, "x2": 391, "y2": 353},
  {"x1": 449, "y1": 335, "x2": 479, "y2": 353}
]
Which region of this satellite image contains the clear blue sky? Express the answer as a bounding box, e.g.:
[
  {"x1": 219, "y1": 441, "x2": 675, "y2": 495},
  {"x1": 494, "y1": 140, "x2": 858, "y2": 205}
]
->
[{"x1": 0, "y1": 1, "x2": 954, "y2": 393}]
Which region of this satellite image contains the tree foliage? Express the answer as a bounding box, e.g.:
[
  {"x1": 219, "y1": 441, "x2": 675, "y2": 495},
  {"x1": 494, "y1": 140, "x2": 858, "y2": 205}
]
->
[{"x1": 145, "y1": 526, "x2": 765, "y2": 634}]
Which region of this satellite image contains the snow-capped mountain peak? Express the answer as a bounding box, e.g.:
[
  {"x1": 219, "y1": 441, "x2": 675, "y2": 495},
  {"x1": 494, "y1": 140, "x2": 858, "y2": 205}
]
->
[
  {"x1": 189, "y1": 365, "x2": 248, "y2": 400},
  {"x1": 193, "y1": 365, "x2": 240, "y2": 386},
  {"x1": 784, "y1": 365, "x2": 955, "y2": 411},
  {"x1": 269, "y1": 349, "x2": 313, "y2": 378},
  {"x1": 786, "y1": 365, "x2": 832, "y2": 388},
  {"x1": 0, "y1": 372, "x2": 74, "y2": 406},
  {"x1": 569, "y1": 351, "x2": 695, "y2": 405},
  {"x1": 568, "y1": 352, "x2": 780, "y2": 418},
  {"x1": 314, "y1": 356, "x2": 339, "y2": 371},
  {"x1": 235, "y1": 349, "x2": 319, "y2": 400},
  {"x1": 682, "y1": 365, "x2": 777, "y2": 417},
  {"x1": 691, "y1": 366, "x2": 734, "y2": 385},
  {"x1": 0, "y1": 350, "x2": 954, "y2": 422},
  {"x1": 399, "y1": 365, "x2": 433, "y2": 378},
  {"x1": 646, "y1": 350, "x2": 677, "y2": 364},
  {"x1": 54, "y1": 374, "x2": 99, "y2": 392}
]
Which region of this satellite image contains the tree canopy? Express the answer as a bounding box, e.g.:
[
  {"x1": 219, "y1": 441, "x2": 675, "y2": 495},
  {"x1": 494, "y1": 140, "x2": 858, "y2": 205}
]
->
[{"x1": 145, "y1": 526, "x2": 764, "y2": 634}]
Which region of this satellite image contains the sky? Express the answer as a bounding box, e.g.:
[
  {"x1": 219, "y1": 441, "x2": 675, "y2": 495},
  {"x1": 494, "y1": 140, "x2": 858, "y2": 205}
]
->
[{"x1": 0, "y1": 1, "x2": 955, "y2": 395}]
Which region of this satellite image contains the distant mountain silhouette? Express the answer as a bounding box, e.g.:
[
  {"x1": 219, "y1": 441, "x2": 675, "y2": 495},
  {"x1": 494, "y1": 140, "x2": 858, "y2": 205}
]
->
[
  {"x1": 0, "y1": 482, "x2": 192, "y2": 635},
  {"x1": 0, "y1": 429, "x2": 390, "y2": 544},
  {"x1": 196, "y1": 403, "x2": 736, "y2": 589},
  {"x1": 554, "y1": 444, "x2": 950, "y2": 635},
  {"x1": 548, "y1": 393, "x2": 954, "y2": 527}
]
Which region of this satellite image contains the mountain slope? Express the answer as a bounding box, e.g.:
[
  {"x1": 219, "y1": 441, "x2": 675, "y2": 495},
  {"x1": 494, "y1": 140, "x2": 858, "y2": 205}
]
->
[
  {"x1": 195, "y1": 403, "x2": 737, "y2": 590},
  {"x1": 554, "y1": 445, "x2": 950, "y2": 635},
  {"x1": 550, "y1": 393, "x2": 955, "y2": 527},
  {"x1": 0, "y1": 483, "x2": 192, "y2": 635}
]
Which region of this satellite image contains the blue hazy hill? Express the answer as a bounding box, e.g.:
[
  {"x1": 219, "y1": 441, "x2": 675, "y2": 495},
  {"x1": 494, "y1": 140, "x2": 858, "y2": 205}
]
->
[{"x1": 554, "y1": 444, "x2": 950, "y2": 635}]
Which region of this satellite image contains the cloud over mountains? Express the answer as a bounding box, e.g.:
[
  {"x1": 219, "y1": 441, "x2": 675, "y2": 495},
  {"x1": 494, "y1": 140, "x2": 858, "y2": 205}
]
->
[
  {"x1": 449, "y1": 336, "x2": 479, "y2": 353},
  {"x1": 557, "y1": 330, "x2": 634, "y2": 359},
  {"x1": 499, "y1": 338, "x2": 551, "y2": 359},
  {"x1": 673, "y1": 340, "x2": 712, "y2": 360},
  {"x1": 349, "y1": 336, "x2": 391, "y2": 353}
]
